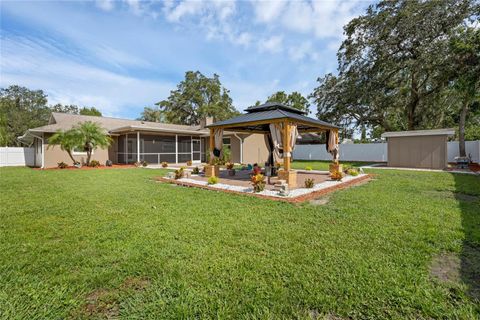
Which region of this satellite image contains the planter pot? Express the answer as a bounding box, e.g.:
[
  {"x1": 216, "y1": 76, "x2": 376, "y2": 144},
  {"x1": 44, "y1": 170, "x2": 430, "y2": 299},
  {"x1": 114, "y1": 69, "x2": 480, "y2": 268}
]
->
[{"x1": 205, "y1": 165, "x2": 220, "y2": 177}]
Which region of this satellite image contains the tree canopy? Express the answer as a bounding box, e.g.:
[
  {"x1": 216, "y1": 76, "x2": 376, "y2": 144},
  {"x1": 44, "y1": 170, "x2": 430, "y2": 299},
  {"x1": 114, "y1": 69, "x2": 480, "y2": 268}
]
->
[
  {"x1": 266, "y1": 91, "x2": 310, "y2": 114},
  {"x1": 137, "y1": 106, "x2": 164, "y2": 122},
  {"x1": 0, "y1": 85, "x2": 50, "y2": 146},
  {"x1": 311, "y1": 0, "x2": 478, "y2": 136},
  {"x1": 156, "y1": 71, "x2": 239, "y2": 125}
]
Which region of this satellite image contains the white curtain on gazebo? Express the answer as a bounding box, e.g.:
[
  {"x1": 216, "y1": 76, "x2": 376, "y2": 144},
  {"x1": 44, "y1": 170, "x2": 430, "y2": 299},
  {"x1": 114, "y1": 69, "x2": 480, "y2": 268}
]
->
[
  {"x1": 327, "y1": 129, "x2": 339, "y2": 162},
  {"x1": 210, "y1": 128, "x2": 224, "y2": 159},
  {"x1": 269, "y1": 123, "x2": 299, "y2": 163}
]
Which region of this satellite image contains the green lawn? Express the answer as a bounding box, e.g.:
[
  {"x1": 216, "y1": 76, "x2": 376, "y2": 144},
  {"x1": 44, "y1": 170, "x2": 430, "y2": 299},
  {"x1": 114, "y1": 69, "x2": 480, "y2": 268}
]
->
[
  {"x1": 291, "y1": 160, "x2": 373, "y2": 171},
  {"x1": 0, "y1": 166, "x2": 479, "y2": 319}
]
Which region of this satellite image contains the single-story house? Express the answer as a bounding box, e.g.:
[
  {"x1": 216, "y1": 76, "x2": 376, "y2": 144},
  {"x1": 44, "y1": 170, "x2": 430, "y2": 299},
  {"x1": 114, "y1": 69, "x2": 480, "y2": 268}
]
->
[
  {"x1": 18, "y1": 112, "x2": 270, "y2": 168},
  {"x1": 381, "y1": 128, "x2": 455, "y2": 169}
]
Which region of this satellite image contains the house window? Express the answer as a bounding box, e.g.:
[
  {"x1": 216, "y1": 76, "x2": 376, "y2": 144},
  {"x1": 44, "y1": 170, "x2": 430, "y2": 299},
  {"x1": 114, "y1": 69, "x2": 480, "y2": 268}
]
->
[
  {"x1": 72, "y1": 146, "x2": 93, "y2": 155},
  {"x1": 223, "y1": 137, "x2": 231, "y2": 150}
]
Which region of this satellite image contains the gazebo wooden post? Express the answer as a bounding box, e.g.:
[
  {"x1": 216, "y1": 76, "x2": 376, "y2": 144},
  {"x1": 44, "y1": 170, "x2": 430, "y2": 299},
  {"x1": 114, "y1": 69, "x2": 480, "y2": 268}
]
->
[
  {"x1": 205, "y1": 128, "x2": 218, "y2": 177},
  {"x1": 209, "y1": 128, "x2": 215, "y2": 165}
]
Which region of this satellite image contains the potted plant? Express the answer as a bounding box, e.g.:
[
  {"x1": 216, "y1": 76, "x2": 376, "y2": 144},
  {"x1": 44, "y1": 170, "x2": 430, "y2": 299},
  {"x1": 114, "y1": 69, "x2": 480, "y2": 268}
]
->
[
  {"x1": 226, "y1": 162, "x2": 235, "y2": 176},
  {"x1": 161, "y1": 162, "x2": 168, "y2": 168},
  {"x1": 174, "y1": 167, "x2": 184, "y2": 180}
]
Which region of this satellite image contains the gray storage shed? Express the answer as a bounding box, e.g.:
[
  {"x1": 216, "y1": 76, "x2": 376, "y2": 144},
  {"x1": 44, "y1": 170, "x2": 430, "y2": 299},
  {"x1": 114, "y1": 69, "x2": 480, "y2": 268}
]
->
[{"x1": 381, "y1": 129, "x2": 455, "y2": 169}]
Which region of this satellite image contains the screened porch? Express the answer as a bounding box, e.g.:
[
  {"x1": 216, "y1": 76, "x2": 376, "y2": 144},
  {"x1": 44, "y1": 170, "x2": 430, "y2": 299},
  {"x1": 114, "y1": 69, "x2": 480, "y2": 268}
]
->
[{"x1": 115, "y1": 132, "x2": 207, "y2": 164}]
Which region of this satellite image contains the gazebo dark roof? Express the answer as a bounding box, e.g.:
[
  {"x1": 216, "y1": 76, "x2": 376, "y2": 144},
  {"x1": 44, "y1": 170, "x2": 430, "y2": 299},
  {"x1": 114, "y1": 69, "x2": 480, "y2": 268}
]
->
[{"x1": 207, "y1": 102, "x2": 340, "y2": 133}]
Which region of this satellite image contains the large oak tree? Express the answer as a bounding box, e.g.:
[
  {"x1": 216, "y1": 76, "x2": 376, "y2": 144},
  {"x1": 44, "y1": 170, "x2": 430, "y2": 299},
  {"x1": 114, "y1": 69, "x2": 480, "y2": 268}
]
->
[
  {"x1": 155, "y1": 71, "x2": 239, "y2": 125},
  {"x1": 311, "y1": 0, "x2": 477, "y2": 134}
]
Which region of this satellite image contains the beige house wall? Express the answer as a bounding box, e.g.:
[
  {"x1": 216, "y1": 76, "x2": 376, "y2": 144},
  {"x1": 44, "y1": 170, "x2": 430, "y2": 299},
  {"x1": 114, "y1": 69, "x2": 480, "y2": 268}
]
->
[
  {"x1": 387, "y1": 135, "x2": 448, "y2": 169},
  {"x1": 43, "y1": 133, "x2": 113, "y2": 168},
  {"x1": 242, "y1": 133, "x2": 269, "y2": 165}
]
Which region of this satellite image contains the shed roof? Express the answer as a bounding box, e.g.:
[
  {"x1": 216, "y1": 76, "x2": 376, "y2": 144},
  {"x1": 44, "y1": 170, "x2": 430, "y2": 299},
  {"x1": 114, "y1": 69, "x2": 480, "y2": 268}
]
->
[
  {"x1": 207, "y1": 102, "x2": 339, "y2": 132},
  {"x1": 381, "y1": 128, "x2": 455, "y2": 138}
]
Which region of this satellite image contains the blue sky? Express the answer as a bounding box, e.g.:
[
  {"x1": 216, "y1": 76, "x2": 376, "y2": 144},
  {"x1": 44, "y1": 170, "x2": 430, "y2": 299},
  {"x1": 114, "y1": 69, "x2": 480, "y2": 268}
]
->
[{"x1": 1, "y1": 0, "x2": 371, "y2": 119}]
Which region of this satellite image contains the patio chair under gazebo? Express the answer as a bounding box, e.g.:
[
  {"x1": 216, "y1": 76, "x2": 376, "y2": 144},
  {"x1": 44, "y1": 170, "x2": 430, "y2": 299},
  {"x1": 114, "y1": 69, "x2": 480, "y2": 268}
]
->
[{"x1": 205, "y1": 102, "x2": 341, "y2": 187}]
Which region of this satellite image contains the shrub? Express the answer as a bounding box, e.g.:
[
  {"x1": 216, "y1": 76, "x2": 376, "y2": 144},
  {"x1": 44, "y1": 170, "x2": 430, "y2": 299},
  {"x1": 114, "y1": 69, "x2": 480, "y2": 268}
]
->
[
  {"x1": 347, "y1": 168, "x2": 359, "y2": 176},
  {"x1": 192, "y1": 166, "x2": 200, "y2": 174},
  {"x1": 330, "y1": 169, "x2": 344, "y2": 181},
  {"x1": 207, "y1": 176, "x2": 219, "y2": 185},
  {"x1": 174, "y1": 167, "x2": 184, "y2": 180},
  {"x1": 304, "y1": 178, "x2": 315, "y2": 188},
  {"x1": 161, "y1": 162, "x2": 168, "y2": 168},
  {"x1": 186, "y1": 160, "x2": 192, "y2": 166},
  {"x1": 226, "y1": 162, "x2": 234, "y2": 170},
  {"x1": 142, "y1": 161, "x2": 148, "y2": 167},
  {"x1": 89, "y1": 160, "x2": 100, "y2": 167},
  {"x1": 251, "y1": 173, "x2": 266, "y2": 193},
  {"x1": 305, "y1": 166, "x2": 313, "y2": 171},
  {"x1": 57, "y1": 162, "x2": 68, "y2": 169}
]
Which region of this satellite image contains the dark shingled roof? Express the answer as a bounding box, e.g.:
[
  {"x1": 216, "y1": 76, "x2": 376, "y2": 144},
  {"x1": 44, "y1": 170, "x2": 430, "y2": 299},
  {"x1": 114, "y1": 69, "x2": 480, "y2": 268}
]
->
[{"x1": 207, "y1": 102, "x2": 340, "y2": 132}]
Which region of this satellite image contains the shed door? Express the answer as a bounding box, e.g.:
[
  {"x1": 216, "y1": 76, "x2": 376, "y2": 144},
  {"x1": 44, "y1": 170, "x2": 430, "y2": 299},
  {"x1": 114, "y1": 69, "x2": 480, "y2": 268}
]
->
[{"x1": 388, "y1": 136, "x2": 447, "y2": 169}]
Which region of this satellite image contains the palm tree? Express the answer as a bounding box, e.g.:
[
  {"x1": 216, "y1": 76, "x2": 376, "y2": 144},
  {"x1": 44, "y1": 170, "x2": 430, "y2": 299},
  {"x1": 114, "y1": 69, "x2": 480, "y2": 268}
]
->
[
  {"x1": 75, "y1": 121, "x2": 112, "y2": 165},
  {"x1": 48, "y1": 129, "x2": 82, "y2": 165}
]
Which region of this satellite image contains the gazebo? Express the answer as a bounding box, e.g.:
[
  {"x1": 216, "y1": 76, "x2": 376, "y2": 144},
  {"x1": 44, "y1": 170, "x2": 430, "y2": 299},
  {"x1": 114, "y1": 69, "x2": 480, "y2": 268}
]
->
[{"x1": 205, "y1": 102, "x2": 341, "y2": 187}]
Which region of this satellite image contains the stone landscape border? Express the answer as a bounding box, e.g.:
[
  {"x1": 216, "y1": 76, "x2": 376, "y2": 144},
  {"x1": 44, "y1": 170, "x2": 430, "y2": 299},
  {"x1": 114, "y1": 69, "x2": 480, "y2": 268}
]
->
[{"x1": 155, "y1": 174, "x2": 372, "y2": 203}]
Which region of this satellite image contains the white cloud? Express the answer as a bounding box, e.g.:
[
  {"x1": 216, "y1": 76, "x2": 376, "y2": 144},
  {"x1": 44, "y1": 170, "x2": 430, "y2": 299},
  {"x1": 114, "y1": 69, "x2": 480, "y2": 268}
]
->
[
  {"x1": 258, "y1": 35, "x2": 283, "y2": 53},
  {"x1": 96, "y1": 0, "x2": 114, "y2": 11},
  {"x1": 288, "y1": 41, "x2": 319, "y2": 61},
  {"x1": 252, "y1": 0, "x2": 286, "y2": 23},
  {"x1": 0, "y1": 35, "x2": 172, "y2": 117},
  {"x1": 164, "y1": 0, "x2": 235, "y2": 22},
  {"x1": 251, "y1": 0, "x2": 364, "y2": 39}
]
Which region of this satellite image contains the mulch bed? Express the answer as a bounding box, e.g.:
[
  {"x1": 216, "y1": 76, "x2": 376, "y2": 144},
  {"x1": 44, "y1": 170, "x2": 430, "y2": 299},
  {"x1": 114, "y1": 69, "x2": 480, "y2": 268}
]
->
[
  {"x1": 34, "y1": 164, "x2": 137, "y2": 170},
  {"x1": 155, "y1": 174, "x2": 372, "y2": 203}
]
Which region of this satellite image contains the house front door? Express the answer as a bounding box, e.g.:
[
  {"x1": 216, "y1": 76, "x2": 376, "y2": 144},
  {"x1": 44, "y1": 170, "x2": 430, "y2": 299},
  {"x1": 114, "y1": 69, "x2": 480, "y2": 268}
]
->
[{"x1": 192, "y1": 139, "x2": 201, "y2": 163}]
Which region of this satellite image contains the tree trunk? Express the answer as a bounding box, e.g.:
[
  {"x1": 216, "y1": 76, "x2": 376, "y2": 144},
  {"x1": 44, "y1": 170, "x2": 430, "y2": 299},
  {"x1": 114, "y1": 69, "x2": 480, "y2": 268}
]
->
[
  {"x1": 407, "y1": 73, "x2": 419, "y2": 130},
  {"x1": 67, "y1": 150, "x2": 77, "y2": 165},
  {"x1": 86, "y1": 149, "x2": 92, "y2": 166},
  {"x1": 458, "y1": 101, "x2": 468, "y2": 158}
]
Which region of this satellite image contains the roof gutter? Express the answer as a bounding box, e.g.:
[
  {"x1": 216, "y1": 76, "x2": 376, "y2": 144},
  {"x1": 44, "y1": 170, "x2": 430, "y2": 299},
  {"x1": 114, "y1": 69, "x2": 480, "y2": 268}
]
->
[{"x1": 109, "y1": 126, "x2": 210, "y2": 136}]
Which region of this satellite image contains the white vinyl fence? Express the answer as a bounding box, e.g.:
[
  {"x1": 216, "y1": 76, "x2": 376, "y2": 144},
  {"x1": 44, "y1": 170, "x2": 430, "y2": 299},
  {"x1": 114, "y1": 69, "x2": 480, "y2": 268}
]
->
[
  {"x1": 0, "y1": 147, "x2": 35, "y2": 167},
  {"x1": 293, "y1": 140, "x2": 480, "y2": 164}
]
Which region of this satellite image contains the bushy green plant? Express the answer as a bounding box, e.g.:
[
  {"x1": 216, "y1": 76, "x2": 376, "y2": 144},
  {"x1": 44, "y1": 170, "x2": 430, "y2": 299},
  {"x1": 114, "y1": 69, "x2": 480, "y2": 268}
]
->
[
  {"x1": 89, "y1": 160, "x2": 100, "y2": 167},
  {"x1": 161, "y1": 162, "x2": 168, "y2": 168},
  {"x1": 57, "y1": 161, "x2": 68, "y2": 169},
  {"x1": 142, "y1": 161, "x2": 148, "y2": 167},
  {"x1": 304, "y1": 178, "x2": 315, "y2": 188},
  {"x1": 251, "y1": 173, "x2": 266, "y2": 193},
  {"x1": 207, "y1": 176, "x2": 219, "y2": 185},
  {"x1": 347, "y1": 168, "x2": 359, "y2": 176},
  {"x1": 192, "y1": 166, "x2": 200, "y2": 174},
  {"x1": 186, "y1": 160, "x2": 192, "y2": 166},
  {"x1": 226, "y1": 162, "x2": 234, "y2": 170}
]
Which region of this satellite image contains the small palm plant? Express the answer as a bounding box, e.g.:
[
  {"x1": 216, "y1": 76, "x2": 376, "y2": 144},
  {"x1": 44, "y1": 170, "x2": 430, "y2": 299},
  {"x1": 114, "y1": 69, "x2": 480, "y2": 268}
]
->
[
  {"x1": 48, "y1": 129, "x2": 82, "y2": 165},
  {"x1": 74, "y1": 121, "x2": 112, "y2": 166}
]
